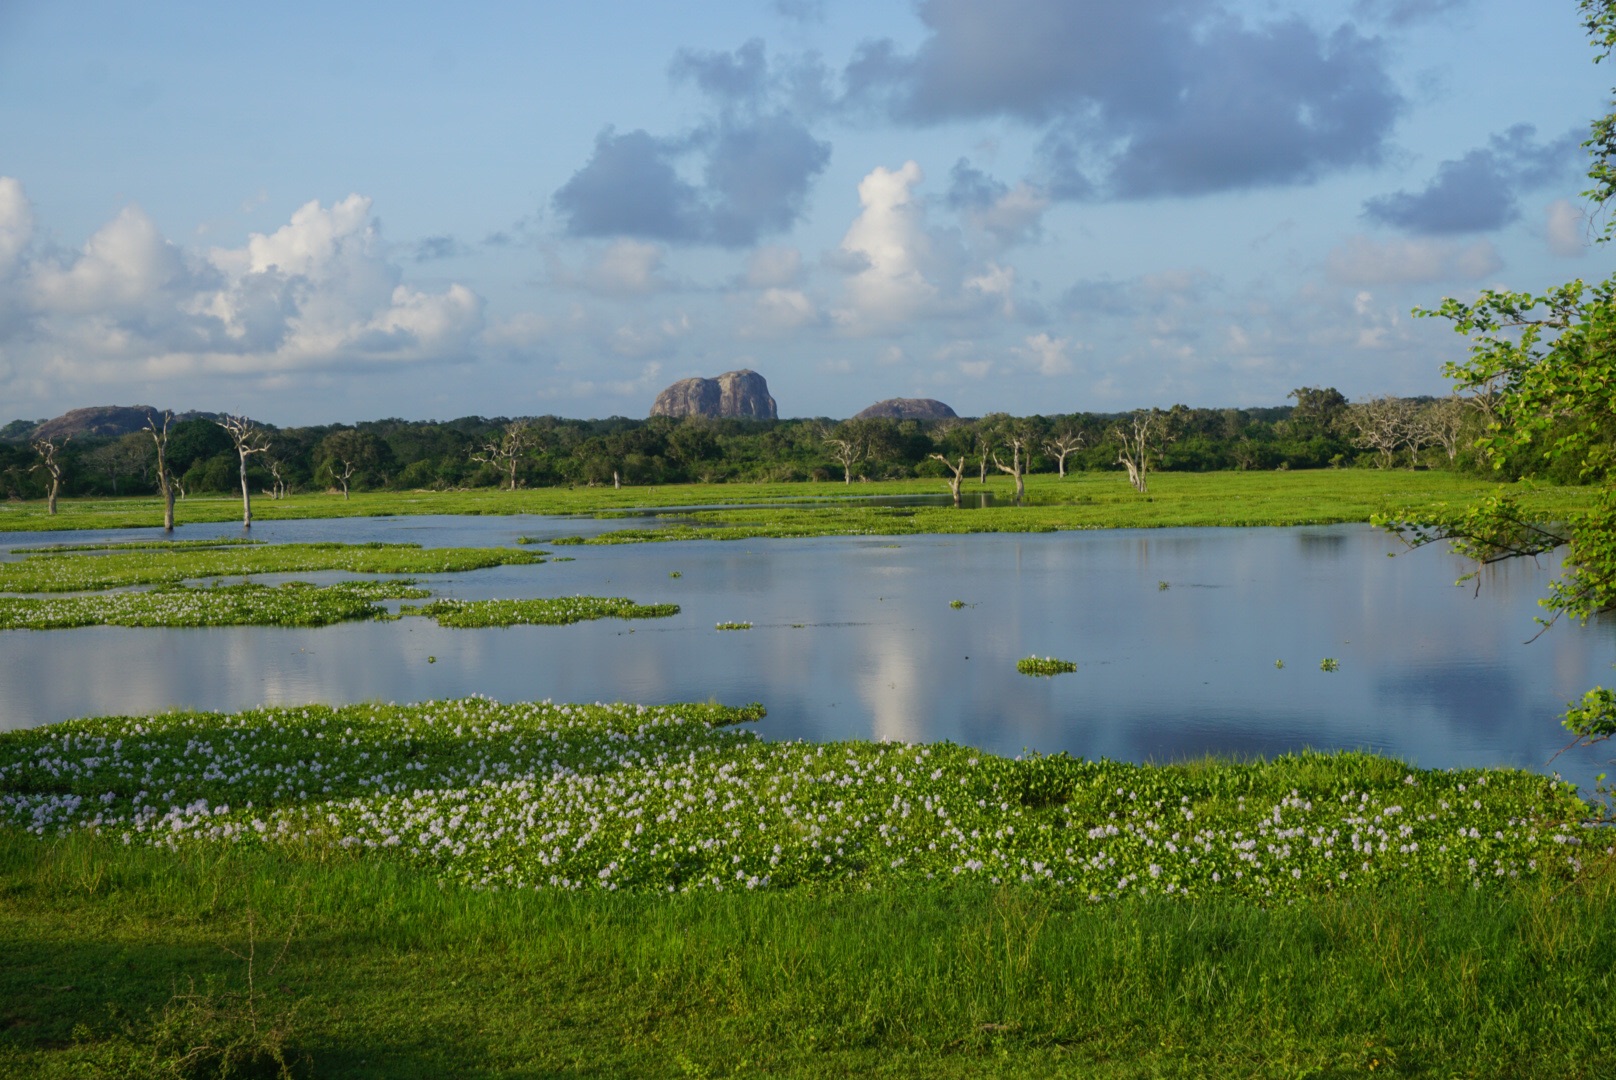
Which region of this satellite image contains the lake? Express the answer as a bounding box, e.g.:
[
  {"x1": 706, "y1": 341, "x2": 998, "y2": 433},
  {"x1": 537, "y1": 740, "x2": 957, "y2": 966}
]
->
[{"x1": 3, "y1": 515, "x2": 1612, "y2": 794}]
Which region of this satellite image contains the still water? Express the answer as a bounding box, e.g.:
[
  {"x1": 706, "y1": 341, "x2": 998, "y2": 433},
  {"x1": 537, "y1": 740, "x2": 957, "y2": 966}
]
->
[{"x1": 2, "y1": 516, "x2": 1613, "y2": 793}]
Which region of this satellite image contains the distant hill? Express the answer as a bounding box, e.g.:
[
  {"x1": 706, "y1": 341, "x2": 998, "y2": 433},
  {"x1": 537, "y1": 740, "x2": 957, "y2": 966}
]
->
[
  {"x1": 854, "y1": 398, "x2": 958, "y2": 421},
  {"x1": 18, "y1": 406, "x2": 229, "y2": 442}
]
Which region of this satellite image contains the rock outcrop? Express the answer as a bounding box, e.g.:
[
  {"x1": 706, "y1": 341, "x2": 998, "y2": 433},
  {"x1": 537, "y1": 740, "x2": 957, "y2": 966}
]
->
[
  {"x1": 30, "y1": 405, "x2": 163, "y2": 441},
  {"x1": 651, "y1": 370, "x2": 777, "y2": 420},
  {"x1": 854, "y1": 398, "x2": 958, "y2": 421}
]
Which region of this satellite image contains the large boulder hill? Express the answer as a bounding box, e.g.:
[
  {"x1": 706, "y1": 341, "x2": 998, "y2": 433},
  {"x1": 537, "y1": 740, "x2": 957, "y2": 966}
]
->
[
  {"x1": 651, "y1": 369, "x2": 777, "y2": 420},
  {"x1": 854, "y1": 398, "x2": 958, "y2": 421},
  {"x1": 23, "y1": 406, "x2": 228, "y2": 442}
]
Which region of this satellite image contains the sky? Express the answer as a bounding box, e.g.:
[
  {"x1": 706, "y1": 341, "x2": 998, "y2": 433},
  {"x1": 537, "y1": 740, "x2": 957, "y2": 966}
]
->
[{"x1": 0, "y1": 0, "x2": 1608, "y2": 425}]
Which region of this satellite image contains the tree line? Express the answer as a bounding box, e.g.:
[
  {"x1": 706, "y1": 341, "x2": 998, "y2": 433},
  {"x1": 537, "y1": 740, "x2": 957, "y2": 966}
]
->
[{"x1": 0, "y1": 387, "x2": 1589, "y2": 505}]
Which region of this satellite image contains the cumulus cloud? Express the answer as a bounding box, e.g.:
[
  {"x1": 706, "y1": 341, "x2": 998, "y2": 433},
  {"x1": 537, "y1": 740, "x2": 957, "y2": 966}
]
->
[
  {"x1": 1324, "y1": 234, "x2": 1502, "y2": 285},
  {"x1": 946, "y1": 160, "x2": 1049, "y2": 246},
  {"x1": 1544, "y1": 198, "x2": 1589, "y2": 257},
  {"x1": 1019, "y1": 332, "x2": 1076, "y2": 376},
  {"x1": 846, "y1": 0, "x2": 1401, "y2": 200},
  {"x1": 0, "y1": 181, "x2": 483, "y2": 387},
  {"x1": 1362, "y1": 124, "x2": 1581, "y2": 234},
  {"x1": 834, "y1": 162, "x2": 939, "y2": 328},
  {"x1": 553, "y1": 41, "x2": 832, "y2": 248},
  {"x1": 0, "y1": 176, "x2": 34, "y2": 277}
]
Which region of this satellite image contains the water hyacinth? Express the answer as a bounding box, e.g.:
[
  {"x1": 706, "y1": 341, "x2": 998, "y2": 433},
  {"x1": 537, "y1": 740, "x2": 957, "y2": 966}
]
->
[
  {"x1": 1017, "y1": 656, "x2": 1078, "y2": 676},
  {"x1": 0, "y1": 542, "x2": 543, "y2": 593},
  {"x1": 0, "y1": 580, "x2": 430, "y2": 630},
  {"x1": 402, "y1": 596, "x2": 680, "y2": 627},
  {"x1": 1, "y1": 698, "x2": 1602, "y2": 900}
]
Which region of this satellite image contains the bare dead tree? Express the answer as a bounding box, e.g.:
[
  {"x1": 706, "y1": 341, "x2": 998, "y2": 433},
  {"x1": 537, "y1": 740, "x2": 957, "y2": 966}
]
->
[
  {"x1": 991, "y1": 429, "x2": 1030, "y2": 505},
  {"x1": 823, "y1": 422, "x2": 868, "y2": 485},
  {"x1": 471, "y1": 420, "x2": 535, "y2": 491},
  {"x1": 265, "y1": 458, "x2": 290, "y2": 500},
  {"x1": 218, "y1": 414, "x2": 271, "y2": 526},
  {"x1": 30, "y1": 436, "x2": 67, "y2": 515},
  {"x1": 1043, "y1": 430, "x2": 1085, "y2": 479},
  {"x1": 1346, "y1": 396, "x2": 1417, "y2": 469},
  {"x1": 974, "y1": 427, "x2": 992, "y2": 484},
  {"x1": 144, "y1": 410, "x2": 177, "y2": 531},
  {"x1": 1423, "y1": 396, "x2": 1469, "y2": 463},
  {"x1": 1114, "y1": 410, "x2": 1170, "y2": 494},
  {"x1": 928, "y1": 453, "x2": 968, "y2": 507}
]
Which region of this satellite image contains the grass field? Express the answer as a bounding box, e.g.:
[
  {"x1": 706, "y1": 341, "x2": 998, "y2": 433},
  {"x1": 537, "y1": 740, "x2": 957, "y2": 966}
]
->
[{"x1": 0, "y1": 470, "x2": 1597, "y2": 536}]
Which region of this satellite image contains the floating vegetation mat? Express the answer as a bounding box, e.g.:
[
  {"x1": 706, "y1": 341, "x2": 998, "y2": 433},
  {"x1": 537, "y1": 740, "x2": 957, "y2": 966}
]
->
[
  {"x1": 0, "y1": 580, "x2": 430, "y2": 630},
  {"x1": 1018, "y1": 656, "x2": 1078, "y2": 676},
  {"x1": 402, "y1": 596, "x2": 680, "y2": 627},
  {"x1": 0, "y1": 542, "x2": 543, "y2": 593},
  {"x1": 1, "y1": 698, "x2": 1601, "y2": 899}
]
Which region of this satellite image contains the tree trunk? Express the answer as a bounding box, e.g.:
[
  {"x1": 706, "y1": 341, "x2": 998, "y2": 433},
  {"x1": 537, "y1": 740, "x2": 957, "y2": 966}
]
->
[
  {"x1": 47, "y1": 483, "x2": 57, "y2": 516},
  {"x1": 613, "y1": 470, "x2": 621, "y2": 490},
  {"x1": 239, "y1": 454, "x2": 252, "y2": 527},
  {"x1": 163, "y1": 485, "x2": 175, "y2": 531}
]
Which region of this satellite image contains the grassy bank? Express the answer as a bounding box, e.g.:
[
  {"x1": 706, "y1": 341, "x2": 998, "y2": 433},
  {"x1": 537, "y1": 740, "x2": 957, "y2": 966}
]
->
[
  {"x1": 3, "y1": 827, "x2": 1613, "y2": 1077},
  {"x1": 3, "y1": 698, "x2": 1613, "y2": 1076},
  {"x1": 0, "y1": 471, "x2": 1597, "y2": 536}
]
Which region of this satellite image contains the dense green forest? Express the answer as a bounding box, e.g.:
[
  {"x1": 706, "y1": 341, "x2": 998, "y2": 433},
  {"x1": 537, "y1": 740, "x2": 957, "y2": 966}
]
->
[{"x1": 0, "y1": 387, "x2": 1576, "y2": 502}]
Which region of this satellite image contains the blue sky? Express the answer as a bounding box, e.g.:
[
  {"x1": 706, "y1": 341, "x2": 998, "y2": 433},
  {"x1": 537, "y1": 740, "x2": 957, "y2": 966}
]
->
[{"x1": 0, "y1": 0, "x2": 1606, "y2": 424}]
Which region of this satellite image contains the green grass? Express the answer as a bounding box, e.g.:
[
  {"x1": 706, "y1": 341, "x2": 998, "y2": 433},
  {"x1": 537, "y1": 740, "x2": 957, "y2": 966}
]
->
[
  {"x1": 0, "y1": 580, "x2": 429, "y2": 630},
  {"x1": 0, "y1": 542, "x2": 542, "y2": 593},
  {"x1": 2, "y1": 821, "x2": 1612, "y2": 1077},
  {"x1": 1017, "y1": 657, "x2": 1078, "y2": 676},
  {"x1": 0, "y1": 471, "x2": 1597, "y2": 536},
  {"x1": 401, "y1": 596, "x2": 681, "y2": 627}
]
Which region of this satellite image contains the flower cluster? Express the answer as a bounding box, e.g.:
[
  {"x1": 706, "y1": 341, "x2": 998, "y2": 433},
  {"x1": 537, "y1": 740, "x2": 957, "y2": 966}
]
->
[
  {"x1": 1, "y1": 698, "x2": 1600, "y2": 900},
  {"x1": 0, "y1": 580, "x2": 430, "y2": 630}
]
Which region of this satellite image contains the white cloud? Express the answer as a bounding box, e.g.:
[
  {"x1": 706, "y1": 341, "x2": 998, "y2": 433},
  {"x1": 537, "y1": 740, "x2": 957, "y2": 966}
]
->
[
  {"x1": 32, "y1": 203, "x2": 195, "y2": 317},
  {"x1": 965, "y1": 262, "x2": 1016, "y2": 318},
  {"x1": 585, "y1": 239, "x2": 669, "y2": 295},
  {"x1": 745, "y1": 287, "x2": 818, "y2": 335},
  {"x1": 963, "y1": 182, "x2": 1049, "y2": 248},
  {"x1": 0, "y1": 182, "x2": 484, "y2": 387},
  {"x1": 0, "y1": 177, "x2": 34, "y2": 277},
  {"x1": 1019, "y1": 332, "x2": 1075, "y2": 376},
  {"x1": 1545, "y1": 198, "x2": 1588, "y2": 258},
  {"x1": 1324, "y1": 235, "x2": 1502, "y2": 285},
  {"x1": 834, "y1": 161, "x2": 937, "y2": 329}
]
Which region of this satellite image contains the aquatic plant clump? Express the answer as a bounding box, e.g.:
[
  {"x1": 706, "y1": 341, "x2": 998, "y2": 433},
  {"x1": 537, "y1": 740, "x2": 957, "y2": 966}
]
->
[
  {"x1": 0, "y1": 542, "x2": 543, "y2": 593},
  {"x1": 0, "y1": 580, "x2": 430, "y2": 630},
  {"x1": 1018, "y1": 656, "x2": 1078, "y2": 676},
  {"x1": 403, "y1": 597, "x2": 680, "y2": 627},
  {"x1": 715, "y1": 621, "x2": 752, "y2": 630},
  {"x1": 0, "y1": 698, "x2": 1600, "y2": 901}
]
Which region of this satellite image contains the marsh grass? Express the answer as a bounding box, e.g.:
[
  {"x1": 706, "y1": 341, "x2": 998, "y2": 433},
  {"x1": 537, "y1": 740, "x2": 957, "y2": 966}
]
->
[
  {"x1": 0, "y1": 542, "x2": 542, "y2": 593},
  {"x1": 0, "y1": 472, "x2": 1595, "y2": 537}
]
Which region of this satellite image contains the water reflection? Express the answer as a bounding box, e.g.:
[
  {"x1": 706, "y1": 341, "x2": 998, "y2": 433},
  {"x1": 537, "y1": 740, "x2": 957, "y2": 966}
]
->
[{"x1": 2, "y1": 522, "x2": 1612, "y2": 794}]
